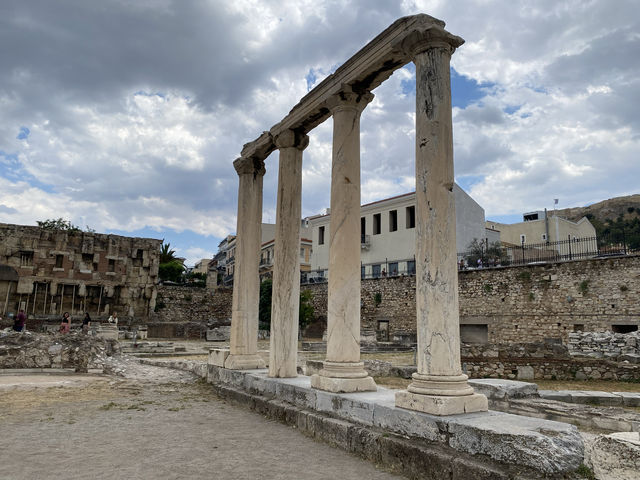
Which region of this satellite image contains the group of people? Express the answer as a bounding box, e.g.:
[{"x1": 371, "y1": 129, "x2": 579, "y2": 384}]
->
[
  {"x1": 10, "y1": 309, "x2": 118, "y2": 334},
  {"x1": 58, "y1": 311, "x2": 118, "y2": 334}
]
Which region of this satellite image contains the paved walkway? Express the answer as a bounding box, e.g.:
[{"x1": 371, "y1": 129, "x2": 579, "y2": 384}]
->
[{"x1": 0, "y1": 359, "x2": 403, "y2": 480}]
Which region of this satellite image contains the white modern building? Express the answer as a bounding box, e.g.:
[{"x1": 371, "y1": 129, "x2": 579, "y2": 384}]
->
[{"x1": 309, "y1": 184, "x2": 486, "y2": 279}]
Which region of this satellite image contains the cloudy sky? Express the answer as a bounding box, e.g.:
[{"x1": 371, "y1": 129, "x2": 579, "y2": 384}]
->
[{"x1": 1, "y1": 0, "x2": 638, "y2": 265}]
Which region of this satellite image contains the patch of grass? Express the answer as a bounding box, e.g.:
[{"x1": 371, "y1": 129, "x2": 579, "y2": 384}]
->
[
  {"x1": 535, "y1": 379, "x2": 640, "y2": 393},
  {"x1": 528, "y1": 292, "x2": 535, "y2": 301},
  {"x1": 576, "y1": 464, "x2": 596, "y2": 480},
  {"x1": 517, "y1": 271, "x2": 531, "y2": 282},
  {"x1": 578, "y1": 279, "x2": 590, "y2": 294},
  {"x1": 167, "y1": 406, "x2": 186, "y2": 412},
  {"x1": 620, "y1": 284, "x2": 629, "y2": 292},
  {"x1": 483, "y1": 284, "x2": 493, "y2": 293},
  {"x1": 99, "y1": 402, "x2": 120, "y2": 410},
  {"x1": 374, "y1": 292, "x2": 382, "y2": 306}
]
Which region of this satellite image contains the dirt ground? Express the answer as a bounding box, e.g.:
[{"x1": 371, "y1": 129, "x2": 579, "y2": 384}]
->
[{"x1": 0, "y1": 358, "x2": 403, "y2": 480}]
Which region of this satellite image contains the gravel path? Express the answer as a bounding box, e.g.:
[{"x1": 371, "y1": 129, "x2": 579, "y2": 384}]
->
[{"x1": 0, "y1": 357, "x2": 403, "y2": 480}]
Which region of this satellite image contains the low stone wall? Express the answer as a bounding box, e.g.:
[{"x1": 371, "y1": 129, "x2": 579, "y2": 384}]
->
[
  {"x1": 568, "y1": 331, "x2": 640, "y2": 360},
  {"x1": 461, "y1": 342, "x2": 640, "y2": 381},
  {"x1": 152, "y1": 285, "x2": 232, "y2": 324},
  {"x1": 0, "y1": 331, "x2": 120, "y2": 372}
]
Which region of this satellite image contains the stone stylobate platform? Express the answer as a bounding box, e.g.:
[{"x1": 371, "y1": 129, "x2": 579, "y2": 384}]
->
[{"x1": 207, "y1": 362, "x2": 584, "y2": 477}]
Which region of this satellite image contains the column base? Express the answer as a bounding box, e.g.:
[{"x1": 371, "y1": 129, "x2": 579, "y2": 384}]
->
[
  {"x1": 310, "y1": 361, "x2": 377, "y2": 393},
  {"x1": 395, "y1": 390, "x2": 488, "y2": 415},
  {"x1": 310, "y1": 374, "x2": 377, "y2": 393},
  {"x1": 224, "y1": 353, "x2": 266, "y2": 370}
]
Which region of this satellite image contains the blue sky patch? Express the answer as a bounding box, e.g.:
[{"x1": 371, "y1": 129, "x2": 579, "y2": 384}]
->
[
  {"x1": 504, "y1": 105, "x2": 521, "y2": 115},
  {"x1": 455, "y1": 175, "x2": 485, "y2": 192},
  {"x1": 16, "y1": 127, "x2": 30, "y2": 140},
  {"x1": 401, "y1": 66, "x2": 493, "y2": 109},
  {"x1": 0, "y1": 150, "x2": 55, "y2": 193}
]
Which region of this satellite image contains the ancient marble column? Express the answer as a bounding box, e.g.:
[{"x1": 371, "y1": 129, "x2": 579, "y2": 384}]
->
[
  {"x1": 394, "y1": 28, "x2": 488, "y2": 414},
  {"x1": 311, "y1": 87, "x2": 376, "y2": 393},
  {"x1": 225, "y1": 156, "x2": 267, "y2": 370},
  {"x1": 269, "y1": 129, "x2": 309, "y2": 378}
]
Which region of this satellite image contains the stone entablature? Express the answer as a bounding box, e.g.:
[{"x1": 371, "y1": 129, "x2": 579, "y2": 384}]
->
[{"x1": 0, "y1": 223, "x2": 161, "y2": 320}]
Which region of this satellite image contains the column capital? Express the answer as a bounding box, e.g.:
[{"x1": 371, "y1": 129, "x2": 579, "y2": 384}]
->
[
  {"x1": 233, "y1": 156, "x2": 266, "y2": 177},
  {"x1": 273, "y1": 129, "x2": 309, "y2": 151},
  {"x1": 395, "y1": 26, "x2": 464, "y2": 60},
  {"x1": 325, "y1": 85, "x2": 374, "y2": 115}
]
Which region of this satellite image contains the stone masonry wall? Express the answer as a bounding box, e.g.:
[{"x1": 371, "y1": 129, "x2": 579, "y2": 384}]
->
[
  {"x1": 0, "y1": 223, "x2": 162, "y2": 320},
  {"x1": 0, "y1": 331, "x2": 120, "y2": 372},
  {"x1": 304, "y1": 255, "x2": 640, "y2": 343},
  {"x1": 147, "y1": 285, "x2": 232, "y2": 338},
  {"x1": 460, "y1": 342, "x2": 640, "y2": 381}
]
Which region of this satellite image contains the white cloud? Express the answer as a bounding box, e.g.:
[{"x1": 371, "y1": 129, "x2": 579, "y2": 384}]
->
[{"x1": 0, "y1": 0, "x2": 638, "y2": 258}]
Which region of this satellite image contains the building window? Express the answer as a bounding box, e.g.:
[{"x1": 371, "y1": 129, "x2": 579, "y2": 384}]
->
[
  {"x1": 406, "y1": 206, "x2": 415, "y2": 229},
  {"x1": 389, "y1": 210, "x2": 397, "y2": 232},
  {"x1": 361, "y1": 265, "x2": 365, "y2": 279},
  {"x1": 361, "y1": 217, "x2": 366, "y2": 236},
  {"x1": 372, "y1": 264, "x2": 381, "y2": 278},
  {"x1": 20, "y1": 251, "x2": 33, "y2": 267},
  {"x1": 373, "y1": 214, "x2": 381, "y2": 235},
  {"x1": 108, "y1": 259, "x2": 116, "y2": 272},
  {"x1": 82, "y1": 253, "x2": 94, "y2": 263},
  {"x1": 319, "y1": 226, "x2": 325, "y2": 245},
  {"x1": 389, "y1": 262, "x2": 398, "y2": 276},
  {"x1": 407, "y1": 260, "x2": 415, "y2": 275},
  {"x1": 300, "y1": 248, "x2": 304, "y2": 259},
  {"x1": 55, "y1": 254, "x2": 64, "y2": 268},
  {"x1": 541, "y1": 233, "x2": 547, "y2": 241}
]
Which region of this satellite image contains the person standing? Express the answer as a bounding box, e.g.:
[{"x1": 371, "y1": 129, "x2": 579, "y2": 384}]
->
[
  {"x1": 108, "y1": 312, "x2": 118, "y2": 325},
  {"x1": 13, "y1": 309, "x2": 26, "y2": 332}
]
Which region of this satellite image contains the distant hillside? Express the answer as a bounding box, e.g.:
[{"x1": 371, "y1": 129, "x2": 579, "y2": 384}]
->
[
  {"x1": 556, "y1": 194, "x2": 640, "y2": 223},
  {"x1": 555, "y1": 194, "x2": 640, "y2": 249}
]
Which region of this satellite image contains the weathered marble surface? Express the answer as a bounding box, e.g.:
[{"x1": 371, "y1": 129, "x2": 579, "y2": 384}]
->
[
  {"x1": 269, "y1": 130, "x2": 308, "y2": 378},
  {"x1": 311, "y1": 88, "x2": 376, "y2": 393},
  {"x1": 226, "y1": 157, "x2": 266, "y2": 370}
]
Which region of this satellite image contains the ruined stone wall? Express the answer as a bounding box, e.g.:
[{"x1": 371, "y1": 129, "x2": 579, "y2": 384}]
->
[
  {"x1": 460, "y1": 342, "x2": 640, "y2": 381},
  {"x1": 147, "y1": 285, "x2": 233, "y2": 338},
  {"x1": 304, "y1": 255, "x2": 640, "y2": 343},
  {"x1": 0, "y1": 223, "x2": 162, "y2": 321},
  {"x1": 0, "y1": 331, "x2": 120, "y2": 372}
]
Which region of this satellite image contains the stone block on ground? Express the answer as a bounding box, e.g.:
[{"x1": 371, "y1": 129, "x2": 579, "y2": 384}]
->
[
  {"x1": 570, "y1": 391, "x2": 623, "y2": 407},
  {"x1": 585, "y1": 431, "x2": 640, "y2": 480},
  {"x1": 613, "y1": 392, "x2": 640, "y2": 407},
  {"x1": 208, "y1": 348, "x2": 229, "y2": 367},
  {"x1": 469, "y1": 378, "x2": 539, "y2": 400},
  {"x1": 206, "y1": 325, "x2": 231, "y2": 342}
]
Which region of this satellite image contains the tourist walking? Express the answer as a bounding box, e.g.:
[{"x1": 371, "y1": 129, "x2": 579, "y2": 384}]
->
[
  {"x1": 59, "y1": 312, "x2": 71, "y2": 334},
  {"x1": 13, "y1": 309, "x2": 26, "y2": 332}
]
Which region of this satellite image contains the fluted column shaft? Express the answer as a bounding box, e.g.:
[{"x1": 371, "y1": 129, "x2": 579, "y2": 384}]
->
[
  {"x1": 226, "y1": 156, "x2": 267, "y2": 370},
  {"x1": 269, "y1": 130, "x2": 309, "y2": 378},
  {"x1": 310, "y1": 87, "x2": 376, "y2": 393},
  {"x1": 395, "y1": 27, "x2": 487, "y2": 415}
]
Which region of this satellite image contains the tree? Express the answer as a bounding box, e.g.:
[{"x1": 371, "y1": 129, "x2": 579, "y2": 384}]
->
[
  {"x1": 37, "y1": 218, "x2": 81, "y2": 232},
  {"x1": 258, "y1": 278, "x2": 272, "y2": 329},
  {"x1": 258, "y1": 279, "x2": 316, "y2": 333},
  {"x1": 160, "y1": 242, "x2": 177, "y2": 263},
  {"x1": 159, "y1": 260, "x2": 184, "y2": 282},
  {"x1": 299, "y1": 289, "x2": 315, "y2": 331}
]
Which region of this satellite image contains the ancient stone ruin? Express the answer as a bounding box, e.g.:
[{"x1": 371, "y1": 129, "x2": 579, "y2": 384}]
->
[{"x1": 221, "y1": 14, "x2": 487, "y2": 416}]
